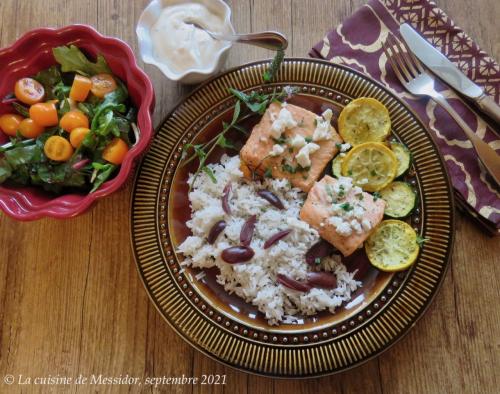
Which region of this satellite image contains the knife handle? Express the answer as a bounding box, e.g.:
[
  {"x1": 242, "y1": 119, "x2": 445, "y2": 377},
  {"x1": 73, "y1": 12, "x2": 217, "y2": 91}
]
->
[{"x1": 476, "y1": 94, "x2": 500, "y2": 125}]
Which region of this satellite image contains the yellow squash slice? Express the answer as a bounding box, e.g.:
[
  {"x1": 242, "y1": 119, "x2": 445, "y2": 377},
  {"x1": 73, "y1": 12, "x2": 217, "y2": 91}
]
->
[
  {"x1": 338, "y1": 97, "x2": 391, "y2": 145},
  {"x1": 341, "y1": 142, "x2": 397, "y2": 192},
  {"x1": 365, "y1": 220, "x2": 419, "y2": 272}
]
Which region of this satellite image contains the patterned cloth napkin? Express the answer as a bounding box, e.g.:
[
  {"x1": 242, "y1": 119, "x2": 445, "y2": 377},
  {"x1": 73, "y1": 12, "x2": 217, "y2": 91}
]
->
[{"x1": 310, "y1": 0, "x2": 500, "y2": 235}]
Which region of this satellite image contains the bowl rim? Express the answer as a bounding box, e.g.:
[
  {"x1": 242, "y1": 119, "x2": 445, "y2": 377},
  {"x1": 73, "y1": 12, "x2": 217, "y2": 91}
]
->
[
  {"x1": 136, "y1": 0, "x2": 235, "y2": 82},
  {"x1": 0, "y1": 24, "x2": 155, "y2": 221}
]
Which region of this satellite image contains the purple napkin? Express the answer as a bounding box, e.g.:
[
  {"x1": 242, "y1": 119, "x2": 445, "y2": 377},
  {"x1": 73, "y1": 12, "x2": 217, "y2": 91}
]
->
[{"x1": 310, "y1": 0, "x2": 500, "y2": 235}]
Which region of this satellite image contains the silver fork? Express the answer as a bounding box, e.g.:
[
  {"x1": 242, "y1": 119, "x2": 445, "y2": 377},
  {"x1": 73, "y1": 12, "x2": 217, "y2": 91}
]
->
[{"x1": 382, "y1": 33, "x2": 500, "y2": 187}]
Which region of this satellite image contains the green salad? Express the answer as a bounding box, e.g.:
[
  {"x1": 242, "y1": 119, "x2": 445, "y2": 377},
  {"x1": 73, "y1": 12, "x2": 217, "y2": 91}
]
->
[{"x1": 0, "y1": 45, "x2": 137, "y2": 193}]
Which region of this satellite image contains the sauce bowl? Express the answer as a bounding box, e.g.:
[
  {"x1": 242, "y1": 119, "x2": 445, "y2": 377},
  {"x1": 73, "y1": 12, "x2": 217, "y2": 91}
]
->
[{"x1": 136, "y1": 0, "x2": 235, "y2": 84}]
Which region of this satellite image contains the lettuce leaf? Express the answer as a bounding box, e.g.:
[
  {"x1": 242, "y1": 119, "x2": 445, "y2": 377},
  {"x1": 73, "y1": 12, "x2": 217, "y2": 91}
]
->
[
  {"x1": 52, "y1": 45, "x2": 111, "y2": 76},
  {"x1": 33, "y1": 66, "x2": 63, "y2": 99},
  {"x1": 0, "y1": 158, "x2": 12, "y2": 183}
]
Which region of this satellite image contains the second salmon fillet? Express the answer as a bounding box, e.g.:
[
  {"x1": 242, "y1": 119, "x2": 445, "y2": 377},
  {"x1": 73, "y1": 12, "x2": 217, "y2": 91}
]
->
[{"x1": 300, "y1": 175, "x2": 385, "y2": 256}]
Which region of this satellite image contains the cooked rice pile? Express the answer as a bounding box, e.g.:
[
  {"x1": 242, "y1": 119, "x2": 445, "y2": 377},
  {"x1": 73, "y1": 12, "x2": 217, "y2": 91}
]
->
[{"x1": 178, "y1": 155, "x2": 361, "y2": 325}]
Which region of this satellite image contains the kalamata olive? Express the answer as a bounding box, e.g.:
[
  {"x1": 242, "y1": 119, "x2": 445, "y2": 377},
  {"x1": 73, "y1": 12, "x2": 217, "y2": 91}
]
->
[
  {"x1": 221, "y1": 182, "x2": 232, "y2": 215},
  {"x1": 306, "y1": 272, "x2": 337, "y2": 289},
  {"x1": 207, "y1": 220, "x2": 226, "y2": 244},
  {"x1": 240, "y1": 215, "x2": 257, "y2": 246},
  {"x1": 257, "y1": 189, "x2": 284, "y2": 210},
  {"x1": 264, "y1": 229, "x2": 291, "y2": 249},
  {"x1": 221, "y1": 246, "x2": 255, "y2": 264},
  {"x1": 305, "y1": 239, "x2": 335, "y2": 265},
  {"x1": 276, "y1": 274, "x2": 311, "y2": 292}
]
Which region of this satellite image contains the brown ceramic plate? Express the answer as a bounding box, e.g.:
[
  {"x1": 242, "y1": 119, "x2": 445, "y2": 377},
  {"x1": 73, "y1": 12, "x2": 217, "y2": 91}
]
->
[{"x1": 130, "y1": 59, "x2": 454, "y2": 377}]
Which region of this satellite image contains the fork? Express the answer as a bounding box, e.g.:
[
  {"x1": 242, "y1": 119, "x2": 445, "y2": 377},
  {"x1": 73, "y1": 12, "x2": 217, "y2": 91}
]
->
[{"x1": 382, "y1": 33, "x2": 500, "y2": 187}]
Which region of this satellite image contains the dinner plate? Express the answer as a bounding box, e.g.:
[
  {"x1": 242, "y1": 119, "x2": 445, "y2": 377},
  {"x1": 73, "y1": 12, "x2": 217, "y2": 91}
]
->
[{"x1": 130, "y1": 58, "x2": 454, "y2": 377}]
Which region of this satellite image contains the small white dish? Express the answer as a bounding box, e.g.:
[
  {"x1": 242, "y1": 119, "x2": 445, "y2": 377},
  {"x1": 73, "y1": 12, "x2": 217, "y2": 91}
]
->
[{"x1": 136, "y1": 0, "x2": 235, "y2": 84}]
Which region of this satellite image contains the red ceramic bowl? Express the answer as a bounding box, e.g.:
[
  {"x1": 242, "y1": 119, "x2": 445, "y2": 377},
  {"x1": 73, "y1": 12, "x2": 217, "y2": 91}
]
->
[{"x1": 0, "y1": 25, "x2": 155, "y2": 220}]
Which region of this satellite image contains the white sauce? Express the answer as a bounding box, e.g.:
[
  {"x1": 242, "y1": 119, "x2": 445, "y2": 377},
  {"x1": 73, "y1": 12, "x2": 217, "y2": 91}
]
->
[{"x1": 150, "y1": 3, "x2": 228, "y2": 74}]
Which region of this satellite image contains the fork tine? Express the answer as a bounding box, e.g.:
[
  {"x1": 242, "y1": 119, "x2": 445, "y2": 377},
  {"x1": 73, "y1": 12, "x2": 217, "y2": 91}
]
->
[
  {"x1": 386, "y1": 34, "x2": 413, "y2": 82},
  {"x1": 390, "y1": 35, "x2": 420, "y2": 78},
  {"x1": 399, "y1": 38, "x2": 426, "y2": 74},
  {"x1": 382, "y1": 39, "x2": 408, "y2": 85}
]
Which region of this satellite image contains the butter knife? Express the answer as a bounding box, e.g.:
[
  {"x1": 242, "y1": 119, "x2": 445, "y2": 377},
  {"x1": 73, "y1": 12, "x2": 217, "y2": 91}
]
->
[{"x1": 400, "y1": 23, "x2": 500, "y2": 125}]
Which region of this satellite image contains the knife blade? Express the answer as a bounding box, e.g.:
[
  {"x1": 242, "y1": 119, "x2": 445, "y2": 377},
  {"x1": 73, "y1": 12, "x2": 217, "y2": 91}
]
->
[{"x1": 400, "y1": 23, "x2": 500, "y2": 124}]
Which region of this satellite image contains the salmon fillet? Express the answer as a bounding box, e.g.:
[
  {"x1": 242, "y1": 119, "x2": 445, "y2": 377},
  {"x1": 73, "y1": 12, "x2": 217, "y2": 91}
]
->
[
  {"x1": 300, "y1": 175, "x2": 385, "y2": 256},
  {"x1": 240, "y1": 102, "x2": 342, "y2": 192}
]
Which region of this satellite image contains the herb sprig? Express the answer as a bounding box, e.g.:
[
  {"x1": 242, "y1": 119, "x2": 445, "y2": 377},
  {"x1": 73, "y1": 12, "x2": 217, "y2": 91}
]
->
[
  {"x1": 416, "y1": 235, "x2": 429, "y2": 247},
  {"x1": 263, "y1": 49, "x2": 285, "y2": 82},
  {"x1": 182, "y1": 50, "x2": 292, "y2": 191}
]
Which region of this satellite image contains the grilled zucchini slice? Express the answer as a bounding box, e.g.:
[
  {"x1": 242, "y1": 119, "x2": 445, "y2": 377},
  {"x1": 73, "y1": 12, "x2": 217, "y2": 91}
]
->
[
  {"x1": 390, "y1": 142, "x2": 411, "y2": 177},
  {"x1": 331, "y1": 154, "x2": 344, "y2": 178},
  {"x1": 379, "y1": 181, "x2": 416, "y2": 218}
]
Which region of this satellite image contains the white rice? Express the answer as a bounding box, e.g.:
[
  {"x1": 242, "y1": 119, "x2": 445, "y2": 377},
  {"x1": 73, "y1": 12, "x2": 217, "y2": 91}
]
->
[{"x1": 178, "y1": 155, "x2": 362, "y2": 325}]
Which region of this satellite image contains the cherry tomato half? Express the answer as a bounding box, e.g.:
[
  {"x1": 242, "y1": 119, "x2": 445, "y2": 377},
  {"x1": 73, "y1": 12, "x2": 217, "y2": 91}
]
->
[
  {"x1": 14, "y1": 78, "x2": 45, "y2": 105},
  {"x1": 29, "y1": 102, "x2": 58, "y2": 127},
  {"x1": 44, "y1": 136, "x2": 74, "y2": 162},
  {"x1": 102, "y1": 138, "x2": 129, "y2": 165},
  {"x1": 0, "y1": 114, "x2": 24, "y2": 137},
  {"x1": 69, "y1": 127, "x2": 90, "y2": 148},
  {"x1": 69, "y1": 75, "x2": 92, "y2": 102},
  {"x1": 90, "y1": 73, "x2": 117, "y2": 98},
  {"x1": 60, "y1": 110, "x2": 89, "y2": 132},
  {"x1": 18, "y1": 118, "x2": 45, "y2": 139}
]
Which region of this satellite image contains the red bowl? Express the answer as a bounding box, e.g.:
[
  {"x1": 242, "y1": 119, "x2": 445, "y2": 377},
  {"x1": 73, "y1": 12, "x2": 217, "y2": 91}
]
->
[{"x1": 0, "y1": 25, "x2": 155, "y2": 220}]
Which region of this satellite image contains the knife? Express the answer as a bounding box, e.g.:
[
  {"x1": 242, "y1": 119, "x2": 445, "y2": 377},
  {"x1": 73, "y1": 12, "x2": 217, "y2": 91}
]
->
[{"x1": 400, "y1": 23, "x2": 500, "y2": 125}]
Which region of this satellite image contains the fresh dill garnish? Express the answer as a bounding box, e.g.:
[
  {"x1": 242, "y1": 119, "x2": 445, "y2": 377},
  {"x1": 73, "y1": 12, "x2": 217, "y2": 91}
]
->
[
  {"x1": 272, "y1": 136, "x2": 287, "y2": 145},
  {"x1": 335, "y1": 142, "x2": 342, "y2": 149},
  {"x1": 340, "y1": 202, "x2": 353, "y2": 211},
  {"x1": 372, "y1": 191, "x2": 381, "y2": 201},
  {"x1": 281, "y1": 163, "x2": 296, "y2": 174},
  {"x1": 356, "y1": 193, "x2": 364, "y2": 201},
  {"x1": 264, "y1": 167, "x2": 273, "y2": 178},
  {"x1": 305, "y1": 136, "x2": 313, "y2": 143},
  {"x1": 337, "y1": 185, "x2": 345, "y2": 198},
  {"x1": 314, "y1": 257, "x2": 321, "y2": 265}
]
